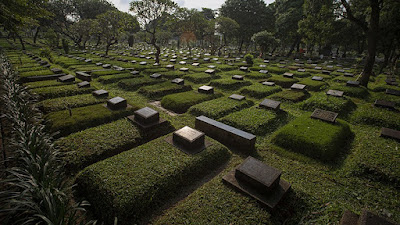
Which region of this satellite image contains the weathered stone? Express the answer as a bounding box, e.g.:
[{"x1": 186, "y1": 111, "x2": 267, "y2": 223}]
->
[
  {"x1": 51, "y1": 68, "x2": 63, "y2": 74},
  {"x1": 107, "y1": 97, "x2": 127, "y2": 110},
  {"x1": 102, "y1": 64, "x2": 111, "y2": 69},
  {"x1": 291, "y1": 83, "x2": 306, "y2": 91},
  {"x1": 198, "y1": 85, "x2": 214, "y2": 94},
  {"x1": 192, "y1": 63, "x2": 200, "y2": 66},
  {"x1": 326, "y1": 89, "x2": 344, "y2": 97},
  {"x1": 92, "y1": 89, "x2": 109, "y2": 98},
  {"x1": 346, "y1": 80, "x2": 360, "y2": 87},
  {"x1": 283, "y1": 72, "x2": 294, "y2": 78},
  {"x1": 262, "y1": 81, "x2": 275, "y2": 86},
  {"x1": 311, "y1": 108, "x2": 338, "y2": 123},
  {"x1": 180, "y1": 67, "x2": 189, "y2": 72},
  {"x1": 380, "y1": 127, "x2": 400, "y2": 141},
  {"x1": 179, "y1": 61, "x2": 186, "y2": 65},
  {"x1": 58, "y1": 75, "x2": 75, "y2": 82},
  {"x1": 173, "y1": 126, "x2": 205, "y2": 150},
  {"x1": 77, "y1": 81, "x2": 90, "y2": 88},
  {"x1": 205, "y1": 69, "x2": 215, "y2": 75},
  {"x1": 232, "y1": 75, "x2": 244, "y2": 80},
  {"x1": 150, "y1": 73, "x2": 162, "y2": 79},
  {"x1": 315, "y1": 66, "x2": 322, "y2": 70},
  {"x1": 134, "y1": 107, "x2": 159, "y2": 125},
  {"x1": 76, "y1": 71, "x2": 92, "y2": 81},
  {"x1": 96, "y1": 62, "x2": 103, "y2": 66},
  {"x1": 171, "y1": 78, "x2": 184, "y2": 85},
  {"x1": 374, "y1": 99, "x2": 396, "y2": 109},
  {"x1": 337, "y1": 69, "x2": 345, "y2": 73},
  {"x1": 297, "y1": 68, "x2": 306, "y2": 72},
  {"x1": 259, "y1": 99, "x2": 281, "y2": 110},
  {"x1": 139, "y1": 61, "x2": 147, "y2": 65},
  {"x1": 166, "y1": 64, "x2": 174, "y2": 69},
  {"x1": 131, "y1": 70, "x2": 140, "y2": 76},
  {"x1": 386, "y1": 89, "x2": 400, "y2": 96},
  {"x1": 259, "y1": 70, "x2": 269, "y2": 74},
  {"x1": 229, "y1": 94, "x2": 246, "y2": 101},
  {"x1": 322, "y1": 70, "x2": 331, "y2": 75},
  {"x1": 240, "y1": 66, "x2": 248, "y2": 71},
  {"x1": 344, "y1": 73, "x2": 354, "y2": 77},
  {"x1": 312, "y1": 76, "x2": 323, "y2": 81},
  {"x1": 208, "y1": 65, "x2": 216, "y2": 69}
]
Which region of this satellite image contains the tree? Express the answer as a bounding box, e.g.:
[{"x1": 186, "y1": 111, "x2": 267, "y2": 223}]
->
[
  {"x1": 70, "y1": 19, "x2": 98, "y2": 49},
  {"x1": 216, "y1": 16, "x2": 239, "y2": 47},
  {"x1": 72, "y1": 0, "x2": 115, "y2": 20},
  {"x1": 252, "y1": 31, "x2": 280, "y2": 58},
  {"x1": 220, "y1": 0, "x2": 270, "y2": 52},
  {"x1": 130, "y1": 0, "x2": 178, "y2": 64}
]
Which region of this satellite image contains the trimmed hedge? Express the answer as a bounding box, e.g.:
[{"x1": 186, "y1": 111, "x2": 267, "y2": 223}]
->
[
  {"x1": 138, "y1": 82, "x2": 192, "y2": 99},
  {"x1": 350, "y1": 104, "x2": 400, "y2": 130},
  {"x1": 219, "y1": 106, "x2": 286, "y2": 135},
  {"x1": 300, "y1": 93, "x2": 357, "y2": 116},
  {"x1": 45, "y1": 103, "x2": 137, "y2": 137},
  {"x1": 38, "y1": 94, "x2": 106, "y2": 113},
  {"x1": 161, "y1": 91, "x2": 223, "y2": 113},
  {"x1": 76, "y1": 136, "x2": 231, "y2": 224},
  {"x1": 31, "y1": 85, "x2": 95, "y2": 99},
  {"x1": 209, "y1": 78, "x2": 252, "y2": 90},
  {"x1": 188, "y1": 97, "x2": 254, "y2": 119},
  {"x1": 270, "y1": 90, "x2": 309, "y2": 102},
  {"x1": 57, "y1": 119, "x2": 174, "y2": 172},
  {"x1": 239, "y1": 83, "x2": 282, "y2": 98},
  {"x1": 267, "y1": 76, "x2": 299, "y2": 88},
  {"x1": 272, "y1": 114, "x2": 352, "y2": 160},
  {"x1": 118, "y1": 77, "x2": 165, "y2": 91}
]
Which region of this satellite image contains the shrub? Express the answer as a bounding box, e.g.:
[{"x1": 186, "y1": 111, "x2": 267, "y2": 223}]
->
[
  {"x1": 270, "y1": 90, "x2": 309, "y2": 102},
  {"x1": 240, "y1": 83, "x2": 282, "y2": 98},
  {"x1": 38, "y1": 94, "x2": 107, "y2": 113},
  {"x1": 76, "y1": 136, "x2": 231, "y2": 224},
  {"x1": 209, "y1": 78, "x2": 252, "y2": 90},
  {"x1": 118, "y1": 77, "x2": 165, "y2": 91},
  {"x1": 351, "y1": 104, "x2": 400, "y2": 130},
  {"x1": 299, "y1": 93, "x2": 357, "y2": 116},
  {"x1": 138, "y1": 82, "x2": 192, "y2": 99},
  {"x1": 189, "y1": 97, "x2": 253, "y2": 119},
  {"x1": 244, "y1": 54, "x2": 254, "y2": 65},
  {"x1": 161, "y1": 91, "x2": 223, "y2": 113},
  {"x1": 31, "y1": 85, "x2": 95, "y2": 99},
  {"x1": 45, "y1": 103, "x2": 137, "y2": 137},
  {"x1": 272, "y1": 114, "x2": 353, "y2": 160}
]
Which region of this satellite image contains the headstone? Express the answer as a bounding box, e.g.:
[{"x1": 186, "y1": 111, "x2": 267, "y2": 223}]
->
[
  {"x1": 259, "y1": 70, "x2": 269, "y2": 74},
  {"x1": 133, "y1": 107, "x2": 160, "y2": 125},
  {"x1": 264, "y1": 60, "x2": 269, "y2": 63},
  {"x1": 386, "y1": 89, "x2": 400, "y2": 96},
  {"x1": 180, "y1": 67, "x2": 189, "y2": 72},
  {"x1": 262, "y1": 81, "x2": 275, "y2": 86},
  {"x1": 291, "y1": 83, "x2": 306, "y2": 91},
  {"x1": 150, "y1": 73, "x2": 162, "y2": 79},
  {"x1": 92, "y1": 89, "x2": 109, "y2": 98},
  {"x1": 96, "y1": 62, "x2": 103, "y2": 66},
  {"x1": 171, "y1": 78, "x2": 184, "y2": 85},
  {"x1": 337, "y1": 69, "x2": 345, "y2": 73},
  {"x1": 232, "y1": 75, "x2": 244, "y2": 80},
  {"x1": 173, "y1": 126, "x2": 205, "y2": 150},
  {"x1": 107, "y1": 97, "x2": 127, "y2": 110},
  {"x1": 344, "y1": 73, "x2": 354, "y2": 77},
  {"x1": 380, "y1": 127, "x2": 400, "y2": 141},
  {"x1": 103, "y1": 64, "x2": 111, "y2": 69},
  {"x1": 77, "y1": 81, "x2": 90, "y2": 88},
  {"x1": 312, "y1": 76, "x2": 324, "y2": 81},
  {"x1": 205, "y1": 69, "x2": 215, "y2": 75},
  {"x1": 192, "y1": 63, "x2": 200, "y2": 66},
  {"x1": 198, "y1": 85, "x2": 214, "y2": 94},
  {"x1": 170, "y1": 59, "x2": 177, "y2": 63},
  {"x1": 85, "y1": 59, "x2": 92, "y2": 63},
  {"x1": 322, "y1": 70, "x2": 331, "y2": 75},
  {"x1": 311, "y1": 108, "x2": 338, "y2": 123},
  {"x1": 315, "y1": 66, "x2": 322, "y2": 70},
  {"x1": 139, "y1": 61, "x2": 147, "y2": 65},
  {"x1": 131, "y1": 70, "x2": 140, "y2": 76},
  {"x1": 229, "y1": 94, "x2": 246, "y2": 101},
  {"x1": 346, "y1": 80, "x2": 360, "y2": 87},
  {"x1": 203, "y1": 58, "x2": 210, "y2": 62},
  {"x1": 76, "y1": 71, "x2": 92, "y2": 81},
  {"x1": 297, "y1": 68, "x2": 306, "y2": 72},
  {"x1": 240, "y1": 66, "x2": 249, "y2": 72},
  {"x1": 259, "y1": 99, "x2": 281, "y2": 110},
  {"x1": 58, "y1": 75, "x2": 75, "y2": 82},
  {"x1": 283, "y1": 72, "x2": 294, "y2": 78},
  {"x1": 179, "y1": 61, "x2": 186, "y2": 65},
  {"x1": 326, "y1": 89, "x2": 344, "y2": 97},
  {"x1": 374, "y1": 99, "x2": 396, "y2": 109},
  {"x1": 208, "y1": 65, "x2": 216, "y2": 69},
  {"x1": 259, "y1": 65, "x2": 266, "y2": 68}
]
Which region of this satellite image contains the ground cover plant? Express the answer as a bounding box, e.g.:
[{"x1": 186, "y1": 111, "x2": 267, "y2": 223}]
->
[
  {"x1": 188, "y1": 97, "x2": 254, "y2": 119},
  {"x1": 209, "y1": 78, "x2": 252, "y2": 90},
  {"x1": 161, "y1": 91, "x2": 223, "y2": 113},
  {"x1": 267, "y1": 76, "x2": 299, "y2": 88},
  {"x1": 138, "y1": 81, "x2": 192, "y2": 99},
  {"x1": 329, "y1": 85, "x2": 370, "y2": 98},
  {"x1": 31, "y1": 84, "x2": 95, "y2": 99},
  {"x1": 38, "y1": 93, "x2": 107, "y2": 113},
  {"x1": 239, "y1": 83, "x2": 282, "y2": 98},
  {"x1": 269, "y1": 90, "x2": 309, "y2": 102},
  {"x1": 24, "y1": 79, "x2": 78, "y2": 89},
  {"x1": 298, "y1": 78, "x2": 328, "y2": 91},
  {"x1": 98, "y1": 73, "x2": 136, "y2": 84},
  {"x1": 118, "y1": 77, "x2": 165, "y2": 91},
  {"x1": 299, "y1": 92, "x2": 357, "y2": 116},
  {"x1": 350, "y1": 104, "x2": 400, "y2": 130}
]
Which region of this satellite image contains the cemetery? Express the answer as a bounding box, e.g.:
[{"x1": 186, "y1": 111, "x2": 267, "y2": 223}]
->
[{"x1": 0, "y1": 0, "x2": 399, "y2": 224}]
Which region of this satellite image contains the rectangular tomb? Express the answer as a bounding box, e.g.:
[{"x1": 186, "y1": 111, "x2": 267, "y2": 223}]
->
[
  {"x1": 311, "y1": 108, "x2": 338, "y2": 123},
  {"x1": 107, "y1": 97, "x2": 127, "y2": 110}
]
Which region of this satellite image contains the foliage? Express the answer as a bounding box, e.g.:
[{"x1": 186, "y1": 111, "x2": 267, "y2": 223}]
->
[
  {"x1": 161, "y1": 91, "x2": 223, "y2": 113},
  {"x1": 138, "y1": 82, "x2": 192, "y2": 99},
  {"x1": 329, "y1": 85, "x2": 370, "y2": 98},
  {"x1": 298, "y1": 78, "x2": 327, "y2": 91},
  {"x1": 188, "y1": 97, "x2": 254, "y2": 119},
  {"x1": 38, "y1": 94, "x2": 107, "y2": 113},
  {"x1": 267, "y1": 76, "x2": 299, "y2": 88},
  {"x1": 350, "y1": 104, "x2": 400, "y2": 130},
  {"x1": 251, "y1": 31, "x2": 280, "y2": 57},
  {"x1": 118, "y1": 77, "x2": 165, "y2": 91},
  {"x1": 239, "y1": 83, "x2": 282, "y2": 98},
  {"x1": 244, "y1": 54, "x2": 254, "y2": 65},
  {"x1": 299, "y1": 93, "x2": 357, "y2": 116},
  {"x1": 31, "y1": 85, "x2": 96, "y2": 99},
  {"x1": 209, "y1": 78, "x2": 252, "y2": 90},
  {"x1": 270, "y1": 90, "x2": 309, "y2": 102}
]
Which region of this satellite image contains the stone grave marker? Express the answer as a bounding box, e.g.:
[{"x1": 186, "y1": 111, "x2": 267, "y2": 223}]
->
[
  {"x1": 58, "y1": 75, "x2": 75, "y2": 83},
  {"x1": 76, "y1": 71, "x2": 92, "y2": 81},
  {"x1": 262, "y1": 81, "x2": 275, "y2": 86},
  {"x1": 96, "y1": 62, "x2": 103, "y2": 66},
  {"x1": 326, "y1": 89, "x2": 344, "y2": 97},
  {"x1": 77, "y1": 81, "x2": 90, "y2": 88},
  {"x1": 240, "y1": 66, "x2": 249, "y2": 72},
  {"x1": 180, "y1": 67, "x2": 189, "y2": 72},
  {"x1": 264, "y1": 60, "x2": 269, "y2": 63},
  {"x1": 51, "y1": 68, "x2": 63, "y2": 74},
  {"x1": 386, "y1": 89, "x2": 400, "y2": 96},
  {"x1": 107, "y1": 97, "x2": 127, "y2": 110},
  {"x1": 380, "y1": 127, "x2": 400, "y2": 141},
  {"x1": 139, "y1": 61, "x2": 147, "y2": 65},
  {"x1": 344, "y1": 73, "x2": 354, "y2": 77},
  {"x1": 192, "y1": 62, "x2": 200, "y2": 66},
  {"x1": 131, "y1": 107, "x2": 159, "y2": 126},
  {"x1": 311, "y1": 108, "x2": 338, "y2": 123},
  {"x1": 283, "y1": 72, "x2": 294, "y2": 78},
  {"x1": 179, "y1": 61, "x2": 186, "y2": 65},
  {"x1": 346, "y1": 80, "x2": 360, "y2": 87},
  {"x1": 322, "y1": 70, "x2": 331, "y2": 75},
  {"x1": 259, "y1": 99, "x2": 281, "y2": 110},
  {"x1": 232, "y1": 75, "x2": 244, "y2": 80},
  {"x1": 229, "y1": 94, "x2": 246, "y2": 101},
  {"x1": 259, "y1": 64, "x2": 266, "y2": 68},
  {"x1": 315, "y1": 66, "x2": 322, "y2": 70},
  {"x1": 103, "y1": 64, "x2": 111, "y2": 69},
  {"x1": 291, "y1": 83, "x2": 306, "y2": 91},
  {"x1": 131, "y1": 60, "x2": 137, "y2": 64},
  {"x1": 203, "y1": 58, "x2": 210, "y2": 62},
  {"x1": 312, "y1": 76, "x2": 323, "y2": 81},
  {"x1": 198, "y1": 85, "x2": 214, "y2": 94},
  {"x1": 374, "y1": 99, "x2": 396, "y2": 109},
  {"x1": 337, "y1": 69, "x2": 345, "y2": 73},
  {"x1": 85, "y1": 59, "x2": 92, "y2": 63},
  {"x1": 171, "y1": 78, "x2": 184, "y2": 85},
  {"x1": 205, "y1": 69, "x2": 215, "y2": 75},
  {"x1": 92, "y1": 89, "x2": 109, "y2": 98},
  {"x1": 259, "y1": 70, "x2": 269, "y2": 74},
  {"x1": 131, "y1": 70, "x2": 140, "y2": 76},
  {"x1": 208, "y1": 65, "x2": 216, "y2": 69},
  {"x1": 297, "y1": 68, "x2": 306, "y2": 72},
  {"x1": 170, "y1": 59, "x2": 177, "y2": 63},
  {"x1": 172, "y1": 126, "x2": 205, "y2": 150},
  {"x1": 150, "y1": 73, "x2": 162, "y2": 79}
]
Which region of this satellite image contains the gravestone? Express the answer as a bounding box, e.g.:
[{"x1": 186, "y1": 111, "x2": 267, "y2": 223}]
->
[
  {"x1": 344, "y1": 73, "x2": 354, "y2": 77},
  {"x1": 131, "y1": 70, "x2": 140, "y2": 76},
  {"x1": 346, "y1": 80, "x2": 360, "y2": 87},
  {"x1": 139, "y1": 61, "x2": 147, "y2": 65},
  {"x1": 102, "y1": 64, "x2": 111, "y2": 69},
  {"x1": 259, "y1": 70, "x2": 269, "y2": 74},
  {"x1": 315, "y1": 66, "x2": 322, "y2": 70},
  {"x1": 92, "y1": 89, "x2": 109, "y2": 98},
  {"x1": 229, "y1": 94, "x2": 246, "y2": 101},
  {"x1": 150, "y1": 73, "x2": 162, "y2": 79},
  {"x1": 58, "y1": 75, "x2": 75, "y2": 82},
  {"x1": 386, "y1": 89, "x2": 400, "y2": 96},
  {"x1": 259, "y1": 65, "x2": 266, "y2": 68},
  {"x1": 297, "y1": 68, "x2": 306, "y2": 72},
  {"x1": 312, "y1": 76, "x2": 323, "y2": 81},
  {"x1": 311, "y1": 108, "x2": 338, "y2": 123},
  {"x1": 192, "y1": 63, "x2": 200, "y2": 66},
  {"x1": 326, "y1": 89, "x2": 344, "y2": 97},
  {"x1": 131, "y1": 60, "x2": 137, "y2": 64},
  {"x1": 380, "y1": 127, "x2": 400, "y2": 141},
  {"x1": 259, "y1": 99, "x2": 281, "y2": 111},
  {"x1": 107, "y1": 97, "x2": 127, "y2": 110},
  {"x1": 291, "y1": 83, "x2": 306, "y2": 91},
  {"x1": 170, "y1": 59, "x2": 177, "y2": 63},
  {"x1": 180, "y1": 67, "x2": 189, "y2": 72},
  {"x1": 198, "y1": 85, "x2": 214, "y2": 94},
  {"x1": 322, "y1": 70, "x2": 331, "y2": 75},
  {"x1": 203, "y1": 58, "x2": 210, "y2": 62},
  {"x1": 179, "y1": 61, "x2": 186, "y2": 65},
  {"x1": 222, "y1": 156, "x2": 291, "y2": 209},
  {"x1": 76, "y1": 71, "x2": 92, "y2": 81},
  {"x1": 340, "y1": 209, "x2": 397, "y2": 225},
  {"x1": 96, "y1": 62, "x2": 103, "y2": 66},
  {"x1": 262, "y1": 81, "x2": 275, "y2": 86},
  {"x1": 171, "y1": 78, "x2": 184, "y2": 85},
  {"x1": 85, "y1": 59, "x2": 92, "y2": 63},
  {"x1": 172, "y1": 126, "x2": 205, "y2": 150},
  {"x1": 232, "y1": 75, "x2": 244, "y2": 80},
  {"x1": 77, "y1": 81, "x2": 90, "y2": 88},
  {"x1": 205, "y1": 69, "x2": 215, "y2": 75},
  {"x1": 240, "y1": 66, "x2": 249, "y2": 72},
  {"x1": 208, "y1": 65, "x2": 216, "y2": 69},
  {"x1": 264, "y1": 60, "x2": 269, "y2": 63},
  {"x1": 283, "y1": 72, "x2": 294, "y2": 78},
  {"x1": 374, "y1": 99, "x2": 396, "y2": 109},
  {"x1": 51, "y1": 68, "x2": 63, "y2": 74},
  {"x1": 132, "y1": 107, "x2": 160, "y2": 126},
  {"x1": 337, "y1": 69, "x2": 345, "y2": 73}
]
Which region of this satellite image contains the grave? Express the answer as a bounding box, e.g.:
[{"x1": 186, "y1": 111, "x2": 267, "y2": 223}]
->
[
  {"x1": 259, "y1": 65, "x2": 266, "y2": 68},
  {"x1": 76, "y1": 71, "x2": 92, "y2": 81},
  {"x1": 102, "y1": 64, "x2": 111, "y2": 69},
  {"x1": 85, "y1": 59, "x2": 92, "y2": 63},
  {"x1": 264, "y1": 60, "x2": 269, "y2": 63},
  {"x1": 322, "y1": 70, "x2": 331, "y2": 75},
  {"x1": 203, "y1": 58, "x2": 210, "y2": 62},
  {"x1": 291, "y1": 83, "x2": 306, "y2": 91},
  {"x1": 131, "y1": 70, "x2": 140, "y2": 76},
  {"x1": 77, "y1": 81, "x2": 90, "y2": 88},
  {"x1": 326, "y1": 89, "x2": 344, "y2": 97},
  {"x1": 240, "y1": 66, "x2": 249, "y2": 72},
  {"x1": 171, "y1": 78, "x2": 184, "y2": 85},
  {"x1": 150, "y1": 73, "x2": 162, "y2": 79},
  {"x1": 337, "y1": 69, "x2": 345, "y2": 73},
  {"x1": 106, "y1": 97, "x2": 127, "y2": 110},
  {"x1": 166, "y1": 64, "x2": 174, "y2": 69},
  {"x1": 127, "y1": 107, "x2": 166, "y2": 130},
  {"x1": 198, "y1": 85, "x2": 214, "y2": 94},
  {"x1": 51, "y1": 68, "x2": 63, "y2": 74},
  {"x1": 283, "y1": 72, "x2": 294, "y2": 78},
  {"x1": 222, "y1": 156, "x2": 291, "y2": 209},
  {"x1": 180, "y1": 67, "x2": 189, "y2": 72},
  {"x1": 297, "y1": 68, "x2": 306, "y2": 72},
  {"x1": 380, "y1": 127, "x2": 400, "y2": 141},
  {"x1": 344, "y1": 73, "x2": 354, "y2": 77},
  {"x1": 139, "y1": 61, "x2": 147, "y2": 65},
  {"x1": 262, "y1": 81, "x2": 275, "y2": 86},
  {"x1": 340, "y1": 209, "x2": 397, "y2": 225},
  {"x1": 131, "y1": 60, "x2": 137, "y2": 64},
  {"x1": 232, "y1": 75, "x2": 244, "y2": 80},
  {"x1": 346, "y1": 80, "x2": 360, "y2": 87},
  {"x1": 92, "y1": 89, "x2": 109, "y2": 98},
  {"x1": 311, "y1": 108, "x2": 338, "y2": 123},
  {"x1": 192, "y1": 63, "x2": 200, "y2": 66},
  {"x1": 208, "y1": 65, "x2": 216, "y2": 69},
  {"x1": 96, "y1": 62, "x2": 103, "y2": 66},
  {"x1": 312, "y1": 76, "x2": 323, "y2": 81},
  {"x1": 259, "y1": 70, "x2": 269, "y2": 74},
  {"x1": 58, "y1": 74, "x2": 75, "y2": 82},
  {"x1": 259, "y1": 99, "x2": 281, "y2": 111},
  {"x1": 205, "y1": 69, "x2": 215, "y2": 75},
  {"x1": 386, "y1": 89, "x2": 400, "y2": 96},
  {"x1": 374, "y1": 99, "x2": 396, "y2": 109},
  {"x1": 169, "y1": 126, "x2": 206, "y2": 154},
  {"x1": 179, "y1": 61, "x2": 186, "y2": 65},
  {"x1": 229, "y1": 94, "x2": 246, "y2": 101}
]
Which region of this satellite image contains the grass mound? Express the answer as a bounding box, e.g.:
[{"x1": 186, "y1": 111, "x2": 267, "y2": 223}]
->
[
  {"x1": 330, "y1": 85, "x2": 369, "y2": 98},
  {"x1": 350, "y1": 104, "x2": 400, "y2": 130},
  {"x1": 188, "y1": 97, "x2": 253, "y2": 119},
  {"x1": 31, "y1": 84, "x2": 95, "y2": 99},
  {"x1": 38, "y1": 94, "x2": 106, "y2": 113},
  {"x1": 183, "y1": 73, "x2": 212, "y2": 83},
  {"x1": 161, "y1": 91, "x2": 223, "y2": 113},
  {"x1": 270, "y1": 90, "x2": 309, "y2": 102},
  {"x1": 138, "y1": 82, "x2": 192, "y2": 99},
  {"x1": 209, "y1": 78, "x2": 252, "y2": 90},
  {"x1": 118, "y1": 77, "x2": 165, "y2": 91},
  {"x1": 240, "y1": 83, "x2": 282, "y2": 98},
  {"x1": 272, "y1": 114, "x2": 352, "y2": 160},
  {"x1": 299, "y1": 93, "x2": 357, "y2": 116},
  {"x1": 299, "y1": 78, "x2": 327, "y2": 91},
  {"x1": 98, "y1": 73, "x2": 135, "y2": 84},
  {"x1": 267, "y1": 76, "x2": 299, "y2": 88}
]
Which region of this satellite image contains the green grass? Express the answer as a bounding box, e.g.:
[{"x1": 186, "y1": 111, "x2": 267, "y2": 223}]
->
[
  {"x1": 188, "y1": 97, "x2": 254, "y2": 119},
  {"x1": 267, "y1": 76, "x2": 299, "y2": 88},
  {"x1": 329, "y1": 85, "x2": 370, "y2": 99},
  {"x1": 19, "y1": 69, "x2": 54, "y2": 78},
  {"x1": 75, "y1": 135, "x2": 231, "y2": 224},
  {"x1": 161, "y1": 91, "x2": 223, "y2": 113},
  {"x1": 91, "y1": 69, "x2": 126, "y2": 77},
  {"x1": 272, "y1": 114, "x2": 353, "y2": 161},
  {"x1": 209, "y1": 78, "x2": 252, "y2": 90},
  {"x1": 98, "y1": 73, "x2": 135, "y2": 84},
  {"x1": 266, "y1": 66, "x2": 289, "y2": 74},
  {"x1": 24, "y1": 80, "x2": 78, "y2": 89},
  {"x1": 219, "y1": 106, "x2": 287, "y2": 135},
  {"x1": 38, "y1": 94, "x2": 107, "y2": 113},
  {"x1": 183, "y1": 72, "x2": 213, "y2": 83},
  {"x1": 138, "y1": 82, "x2": 192, "y2": 99},
  {"x1": 299, "y1": 78, "x2": 327, "y2": 91},
  {"x1": 350, "y1": 104, "x2": 400, "y2": 130},
  {"x1": 118, "y1": 77, "x2": 165, "y2": 91},
  {"x1": 31, "y1": 84, "x2": 95, "y2": 99},
  {"x1": 45, "y1": 103, "x2": 137, "y2": 137},
  {"x1": 299, "y1": 93, "x2": 357, "y2": 116},
  {"x1": 293, "y1": 71, "x2": 312, "y2": 78},
  {"x1": 239, "y1": 83, "x2": 282, "y2": 98},
  {"x1": 270, "y1": 90, "x2": 309, "y2": 102}
]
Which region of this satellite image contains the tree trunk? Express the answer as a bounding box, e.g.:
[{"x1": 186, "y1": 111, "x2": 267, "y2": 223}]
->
[
  {"x1": 359, "y1": 0, "x2": 380, "y2": 87},
  {"x1": 33, "y1": 27, "x2": 40, "y2": 44},
  {"x1": 238, "y1": 39, "x2": 244, "y2": 53},
  {"x1": 96, "y1": 36, "x2": 101, "y2": 47},
  {"x1": 16, "y1": 33, "x2": 25, "y2": 50},
  {"x1": 287, "y1": 36, "x2": 301, "y2": 57},
  {"x1": 105, "y1": 43, "x2": 110, "y2": 55}
]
